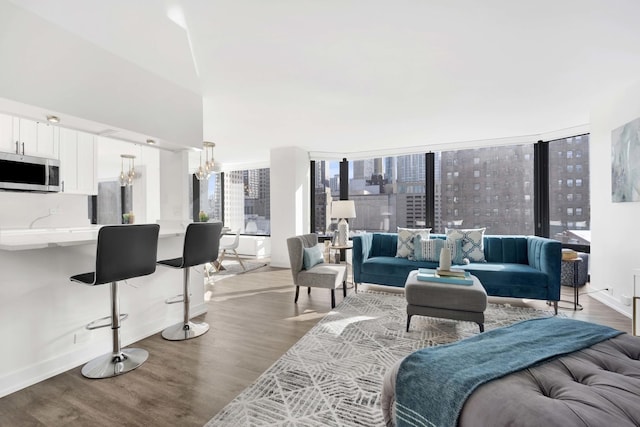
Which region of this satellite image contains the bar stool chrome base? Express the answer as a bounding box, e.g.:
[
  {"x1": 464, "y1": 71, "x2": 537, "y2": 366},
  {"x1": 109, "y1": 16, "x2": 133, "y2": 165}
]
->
[
  {"x1": 162, "y1": 321, "x2": 210, "y2": 341},
  {"x1": 81, "y1": 348, "x2": 149, "y2": 379}
]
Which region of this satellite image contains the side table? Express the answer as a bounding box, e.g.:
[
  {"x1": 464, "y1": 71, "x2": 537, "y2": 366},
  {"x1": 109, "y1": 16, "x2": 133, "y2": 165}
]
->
[
  {"x1": 560, "y1": 256, "x2": 587, "y2": 311},
  {"x1": 330, "y1": 244, "x2": 354, "y2": 291}
]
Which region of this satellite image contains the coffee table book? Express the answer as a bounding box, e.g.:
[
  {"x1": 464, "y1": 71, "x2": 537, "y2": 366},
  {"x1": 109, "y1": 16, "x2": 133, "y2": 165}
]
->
[{"x1": 417, "y1": 268, "x2": 474, "y2": 286}]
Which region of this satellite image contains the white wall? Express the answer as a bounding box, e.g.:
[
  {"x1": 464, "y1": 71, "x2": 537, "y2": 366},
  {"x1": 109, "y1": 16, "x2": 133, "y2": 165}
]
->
[
  {"x1": 269, "y1": 147, "x2": 310, "y2": 268},
  {"x1": 589, "y1": 79, "x2": 640, "y2": 317},
  {"x1": 0, "y1": 0, "x2": 202, "y2": 148}
]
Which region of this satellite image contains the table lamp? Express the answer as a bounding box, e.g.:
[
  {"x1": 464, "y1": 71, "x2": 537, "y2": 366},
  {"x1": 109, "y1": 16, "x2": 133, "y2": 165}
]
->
[{"x1": 331, "y1": 200, "x2": 356, "y2": 246}]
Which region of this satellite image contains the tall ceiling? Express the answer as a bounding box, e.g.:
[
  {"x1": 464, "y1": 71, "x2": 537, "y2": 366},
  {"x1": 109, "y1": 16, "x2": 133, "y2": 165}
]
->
[{"x1": 9, "y1": 0, "x2": 640, "y2": 165}]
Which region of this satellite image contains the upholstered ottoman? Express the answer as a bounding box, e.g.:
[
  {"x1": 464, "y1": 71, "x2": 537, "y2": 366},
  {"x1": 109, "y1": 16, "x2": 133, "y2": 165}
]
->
[{"x1": 405, "y1": 270, "x2": 487, "y2": 332}]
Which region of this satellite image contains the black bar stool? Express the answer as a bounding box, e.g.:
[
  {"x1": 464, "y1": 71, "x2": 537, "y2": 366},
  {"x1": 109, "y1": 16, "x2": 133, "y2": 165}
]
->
[
  {"x1": 157, "y1": 221, "x2": 223, "y2": 341},
  {"x1": 70, "y1": 224, "x2": 160, "y2": 379}
]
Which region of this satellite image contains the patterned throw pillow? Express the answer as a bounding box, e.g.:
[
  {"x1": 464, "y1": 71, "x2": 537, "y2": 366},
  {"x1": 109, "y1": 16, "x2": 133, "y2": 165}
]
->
[
  {"x1": 415, "y1": 236, "x2": 465, "y2": 264},
  {"x1": 396, "y1": 227, "x2": 431, "y2": 259},
  {"x1": 445, "y1": 228, "x2": 487, "y2": 262}
]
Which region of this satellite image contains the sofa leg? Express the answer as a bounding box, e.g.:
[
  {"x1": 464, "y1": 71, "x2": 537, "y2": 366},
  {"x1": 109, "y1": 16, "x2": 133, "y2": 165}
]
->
[
  {"x1": 308, "y1": 287, "x2": 311, "y2": 295},
  {"x1": 294, "y1": 286, "x2": 299, "y2": 303},
  {"x1": 478, "y1": 323, "x2": 484, "y2": 333},
  {"x1": 343, "y1": 280, "x2": 347, "y2": 297},
  {"x1": 331, "y1": 290, "x2": 336, "y2": 309},
  {"x1": 406, "y1": 315, "x2": 412, "y2": 332},
  {"x1": 554, "y1": 301, "x2": 558, "y2": 315}
]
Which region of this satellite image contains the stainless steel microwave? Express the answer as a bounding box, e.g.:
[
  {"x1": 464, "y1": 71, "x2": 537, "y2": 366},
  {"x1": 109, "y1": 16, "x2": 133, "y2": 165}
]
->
[{"x1": 0, "y1": 151, "x2": 60, "y2": 192}]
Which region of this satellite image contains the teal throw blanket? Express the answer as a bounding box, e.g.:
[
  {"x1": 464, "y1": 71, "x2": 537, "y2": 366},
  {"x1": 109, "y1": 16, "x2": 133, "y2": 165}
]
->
[{"x1": 395, "y1": 317, "x2": 623, "y2": 427}]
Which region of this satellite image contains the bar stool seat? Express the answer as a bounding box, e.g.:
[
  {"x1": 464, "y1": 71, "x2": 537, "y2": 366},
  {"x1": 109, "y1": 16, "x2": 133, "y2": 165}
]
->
[
  {"x1": 70, "y1": 224, "x2": 160, "y2": 379},
  {"x1": 157, "y1": 221, "x2": 223, "y2": 341}
]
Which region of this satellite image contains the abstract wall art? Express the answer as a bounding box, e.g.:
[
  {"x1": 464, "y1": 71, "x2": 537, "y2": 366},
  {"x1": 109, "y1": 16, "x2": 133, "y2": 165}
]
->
[{"x1": 611, "y1": 116, "x2": 640, "y2": 202}]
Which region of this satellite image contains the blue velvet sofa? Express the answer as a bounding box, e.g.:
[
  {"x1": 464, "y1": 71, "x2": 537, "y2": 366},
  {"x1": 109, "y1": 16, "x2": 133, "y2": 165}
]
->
[{"x1": 352, "y1": 233, "x2": 562, "y2": 312}]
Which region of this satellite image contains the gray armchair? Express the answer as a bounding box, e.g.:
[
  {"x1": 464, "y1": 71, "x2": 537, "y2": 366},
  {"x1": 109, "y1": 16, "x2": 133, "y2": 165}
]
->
[{"x1": 287, "y1": 233, "x2": 347, "y2": 308}]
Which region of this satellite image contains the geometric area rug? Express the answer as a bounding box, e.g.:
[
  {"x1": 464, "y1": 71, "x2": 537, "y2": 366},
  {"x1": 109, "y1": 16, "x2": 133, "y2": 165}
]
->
[{"x1": 205, "y1": 290, "x2": 557, "y2": 427}]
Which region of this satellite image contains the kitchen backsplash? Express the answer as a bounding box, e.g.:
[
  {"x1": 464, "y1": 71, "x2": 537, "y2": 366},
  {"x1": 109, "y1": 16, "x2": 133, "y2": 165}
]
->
[{"x1": 0, "y1": 191, "x2": 90, "y2": 229}]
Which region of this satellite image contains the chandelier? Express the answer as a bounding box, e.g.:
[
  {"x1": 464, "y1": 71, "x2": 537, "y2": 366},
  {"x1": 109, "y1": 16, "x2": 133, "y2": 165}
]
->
[
  {"x1": 119, "y1": 154, "x2": 136, "y2": 186},
  {"x1": 195, "y1": 141, "x2": 216, "y2": 181}
]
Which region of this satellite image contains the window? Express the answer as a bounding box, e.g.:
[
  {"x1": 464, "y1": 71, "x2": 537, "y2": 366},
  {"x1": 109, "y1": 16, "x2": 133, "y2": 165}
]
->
[
  {"x1": 348, "y1": 154, "x2": 426, "y2": 232},
  {"x1": 437, "y1": 144, "x2": 534, "y2": 234},
  {"x1": 198, "y1": 172, "x2": 223, "y2": 222},
  {"x1": 548, "y1": 135, "x2": 590, "y2": 247},
  {"x1": 311, "y1": 134, "x2": 589, "y2": 248},
  {"x1": 224, "y1": 168, "x2": 271, "y2": 235},
  {"x1": 313, "y1": 160, "x2": 340, "y2": 236}
]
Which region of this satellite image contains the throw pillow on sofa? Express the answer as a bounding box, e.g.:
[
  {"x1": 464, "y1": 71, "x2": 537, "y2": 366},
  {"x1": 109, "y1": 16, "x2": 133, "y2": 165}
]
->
[
  {"x1": 445, "y1": 227, "x2": 487, "y2": 262},
  {"x1": 396, "y1": 227, "x2": 431, "y2": 259},
  {"x1": 414, "y1": 235, "x2": 465, "y2": 264}
]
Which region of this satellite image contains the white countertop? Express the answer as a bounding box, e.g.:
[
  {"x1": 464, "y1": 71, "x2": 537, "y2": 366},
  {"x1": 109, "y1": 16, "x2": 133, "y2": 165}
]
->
[{"x1": 0, "y1": 224, "x2": 186, "y2": 251}]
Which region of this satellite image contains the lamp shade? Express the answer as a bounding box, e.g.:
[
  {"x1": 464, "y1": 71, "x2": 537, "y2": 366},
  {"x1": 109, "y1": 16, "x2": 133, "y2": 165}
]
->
[{"x1": 331, "y1": 200, "x2": 356, "y2": 219}]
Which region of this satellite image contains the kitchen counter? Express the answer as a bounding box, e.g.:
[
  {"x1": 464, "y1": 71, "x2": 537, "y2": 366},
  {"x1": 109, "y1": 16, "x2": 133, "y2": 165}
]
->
[{"x1": 0, "y1": 224, "x2": 186, "y2": 251}]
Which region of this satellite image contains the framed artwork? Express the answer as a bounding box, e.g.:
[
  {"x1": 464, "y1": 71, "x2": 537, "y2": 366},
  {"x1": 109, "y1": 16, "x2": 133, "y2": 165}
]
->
[{"x1": 611, "y1": 116, "x2": 640, "y2": 202}]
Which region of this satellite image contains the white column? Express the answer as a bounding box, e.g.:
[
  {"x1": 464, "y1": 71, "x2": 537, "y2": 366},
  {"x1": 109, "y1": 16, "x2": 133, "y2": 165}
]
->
[{"x1": 269, "y1": 147, "x2": 310, "y2": 268}]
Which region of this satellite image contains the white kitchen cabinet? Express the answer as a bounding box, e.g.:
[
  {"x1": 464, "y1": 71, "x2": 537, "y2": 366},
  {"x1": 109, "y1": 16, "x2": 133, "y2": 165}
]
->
[
  {"x1": 59, "y1": 128, "x2": 97, "y2": 194},
  {"x1": 0, "y1": 113, "x2": 14, "y2": 153},
  {"x1": 10, "y1": 117, "x2": 59, "y2": 158},
  {"x1": 35, "y1": 121, "x2": 58, "y2": 158},
  {"x1": 76, "y1": 131, "x2": 96, "y2": 194}
]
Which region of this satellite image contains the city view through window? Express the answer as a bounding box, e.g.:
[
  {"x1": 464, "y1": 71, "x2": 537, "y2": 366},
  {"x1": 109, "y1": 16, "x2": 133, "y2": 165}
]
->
[
  {"x1": 314, "y1": 137, "x2": 590, "y2": 246},
  {"x1": 199, "y1": 167, "x2": 271, "y2": 235}
]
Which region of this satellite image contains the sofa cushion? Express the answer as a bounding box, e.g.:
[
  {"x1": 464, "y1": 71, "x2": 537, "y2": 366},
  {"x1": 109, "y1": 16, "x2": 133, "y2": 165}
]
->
[
  {"x1": 415, "y1": 235, "x2": 464, "y2": 265},
  {"x1": 483, "y1": 236, "x2": 529, "y2": 264},
  {"x1": 363, "y1": 256, "x2": 438, "y2": 277},
  {"x1": 396, "y1": 227, "x2": 431, "y2": 259},
  {"x1": 462, "y1": 263, "x2": 548, "y2": 288},
  {"x1": 446, "y1": 228, "x2": 486, "y2": 262}
]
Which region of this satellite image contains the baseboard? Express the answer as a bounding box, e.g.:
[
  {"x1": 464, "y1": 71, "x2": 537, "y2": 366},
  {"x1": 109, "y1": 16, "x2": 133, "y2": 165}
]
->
[
  {"x1": 0, "y1": 303, "x2": 208, "y2": 398},
  {"x1": 588, "y1": 290, "x2": 632, "y2": 319}
]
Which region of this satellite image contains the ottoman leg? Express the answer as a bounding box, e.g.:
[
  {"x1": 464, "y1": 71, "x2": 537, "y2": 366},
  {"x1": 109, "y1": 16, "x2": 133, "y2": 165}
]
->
[
  {"x1": 478, "y1": 323, "x2": 484, "y2": 333},
  {"x1": 406, "y1": 314, "x2": 412, "y2": 332}
]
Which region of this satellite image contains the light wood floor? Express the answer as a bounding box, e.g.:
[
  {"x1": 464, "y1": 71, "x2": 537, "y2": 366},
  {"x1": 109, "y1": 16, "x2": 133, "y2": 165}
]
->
[{"x1": 0, "y1": 264, "x2": 632, "y2": 426}]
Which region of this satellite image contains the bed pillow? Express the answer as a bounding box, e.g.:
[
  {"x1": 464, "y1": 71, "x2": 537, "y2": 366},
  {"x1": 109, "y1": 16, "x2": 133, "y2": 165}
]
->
[
  {"x1": 303, "y1": 245, "x2": 324, "y2": 270},
  {"x1": 445, "y1": 228, "x2": 486, "y2": 262},
  {"x1": 414, "y1": 236, "x2": 465, "y2": 264},
  {"x1": 396, "y1": 227, "x2": 431, "y2": 259}
]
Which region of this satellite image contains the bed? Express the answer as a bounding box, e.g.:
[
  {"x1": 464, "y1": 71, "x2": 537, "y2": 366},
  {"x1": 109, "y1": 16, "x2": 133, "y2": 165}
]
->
[{"x1": 381, "y1": 318, "x2": 640, "y2": 427}]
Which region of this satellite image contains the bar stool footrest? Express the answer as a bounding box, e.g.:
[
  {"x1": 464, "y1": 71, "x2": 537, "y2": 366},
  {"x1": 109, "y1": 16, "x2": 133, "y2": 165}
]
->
[
  {"x1": 86, "y1": 313, "x2": 128, "y2": 330},
  {"x1": 161, "y1": 321, "x2": 209, "y2": 341},
  {"x1": 165, "y1": 294, "x2": 185, "y2": 305}
]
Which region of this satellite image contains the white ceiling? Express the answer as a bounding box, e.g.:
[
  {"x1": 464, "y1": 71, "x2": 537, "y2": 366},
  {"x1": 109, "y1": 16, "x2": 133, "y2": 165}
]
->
[{"x1": 9, "y1": 0, "x2": 640, "y2": 165}]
